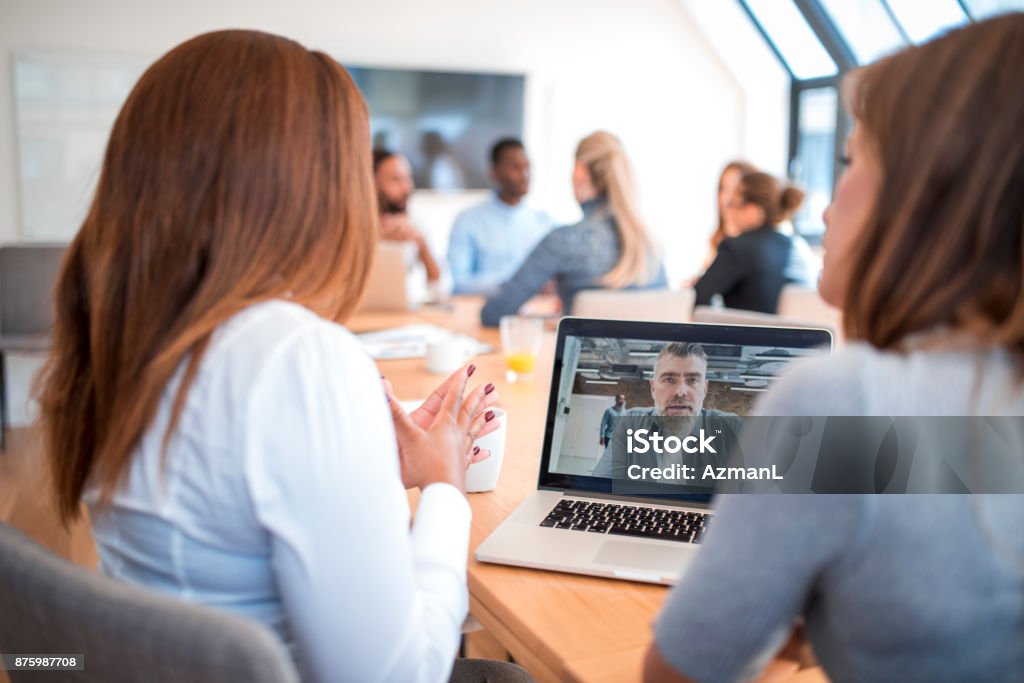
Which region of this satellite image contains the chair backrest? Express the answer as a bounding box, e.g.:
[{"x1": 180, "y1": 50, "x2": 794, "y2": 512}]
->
[
  {"x1": 776, "y1": 285, "x2": 841, "y2": 328},
  {"x1": 572, "y1": 288, "x2": 695, "y2": 323},
  {"x1": 0, "y1": 523, "x2": 299, "y2": 683},
  {"x1": 0, "y1": 244, "x2": 67, "y2": 338},
  {"x1": 693, "y1": 305, "x2": 839, "y2": 347},
  {"x1": 692, "y1": 305, "x2": 783, "y2": 327}
]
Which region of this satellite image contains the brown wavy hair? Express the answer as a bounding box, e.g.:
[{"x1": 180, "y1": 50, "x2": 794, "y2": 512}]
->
[
  {"x1": 711, "y1": 160, "x2": 757, "y2": 249},
  {"x1": 841, "y1": 14, "x2": 1024, "y2": 351},
  {"x1": 738, "y1": 172, "x2": 805, "y2": 228},
  {"x1": 36, "y1": 30, "x2": 377, "y2": 524}
]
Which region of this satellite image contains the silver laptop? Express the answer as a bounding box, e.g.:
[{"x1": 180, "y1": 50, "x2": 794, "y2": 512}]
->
[
  {"x1": 476, "y1": 316, "x2": 832, "y2": 585},
  {"x1": 357, "y1": 241, "x2": 417, "y2": 312}
]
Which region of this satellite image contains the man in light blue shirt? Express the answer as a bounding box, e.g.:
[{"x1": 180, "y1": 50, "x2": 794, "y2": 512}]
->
[{"x1": 447, "y1": 139, "x2": 554, "y2": 295}]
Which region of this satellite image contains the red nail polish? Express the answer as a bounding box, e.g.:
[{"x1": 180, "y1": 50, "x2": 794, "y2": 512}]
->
[
  {"x1": 484, "y1": 383, "x2": 495, "y2": 395},
  {"x1": 485, "y1": 410, "x2": 495, "y2": 422},
  {"x1": 467, "y1": 364, "x2": 477, "y2": 377},
  {"x1": 473, "y1": 446, "x2": 480, "y2": 454}
]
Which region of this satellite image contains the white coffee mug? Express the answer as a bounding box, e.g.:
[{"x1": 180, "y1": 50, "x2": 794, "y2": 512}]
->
[
  {"x1": 466, "y1": 408, "x2": 506, "y2": 493},
  {"x1": 425, "y1": 336, "x2": 473, "y2": 374}
]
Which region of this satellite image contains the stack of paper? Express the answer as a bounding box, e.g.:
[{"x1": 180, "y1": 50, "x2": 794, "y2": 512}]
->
[{"x1": 357, "y1": 324, "x2": 491, "y2": 360}]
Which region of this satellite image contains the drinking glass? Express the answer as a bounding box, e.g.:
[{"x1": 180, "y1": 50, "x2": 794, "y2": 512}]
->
[{"x1": 499, "y1": 315, "x2": 543, "y2": 382}]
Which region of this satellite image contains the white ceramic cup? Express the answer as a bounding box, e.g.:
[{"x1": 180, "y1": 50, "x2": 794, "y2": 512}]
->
[
  {"x1": 466, "y1": 408, "x2": 506, "y2": 493},
  {"x1": 425, "y1": 336, "x2": 473, "y2": 374}
]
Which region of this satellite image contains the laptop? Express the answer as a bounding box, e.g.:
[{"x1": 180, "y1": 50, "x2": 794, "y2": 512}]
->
[
  {"x1": 356, "y1": 241, "x2": 418, "y2": 312},
  {"x1": 476, "y1": 316, "x2": 832, "y2": 585}
]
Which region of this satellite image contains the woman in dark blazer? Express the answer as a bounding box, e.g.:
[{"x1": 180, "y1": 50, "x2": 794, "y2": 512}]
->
[{"x1": 694, "y1": 172, "x2": 805, "y2": 314}]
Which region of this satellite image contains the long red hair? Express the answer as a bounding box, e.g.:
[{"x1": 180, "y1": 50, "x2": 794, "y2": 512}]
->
[{"x1": 36, "y1": 30, "x2": 377, "y2": 524}]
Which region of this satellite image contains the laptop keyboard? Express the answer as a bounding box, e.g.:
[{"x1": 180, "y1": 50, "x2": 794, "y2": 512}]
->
[{"x1": 539, "y1": 499, "x2": 710, "y2": 544}]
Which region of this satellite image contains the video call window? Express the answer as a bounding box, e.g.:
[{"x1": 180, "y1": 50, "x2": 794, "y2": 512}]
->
[
  {"x1": 547, "y1": 336, "x2": 825, "y2": 478},
  {"x1": 347, "y1": 66, "x2": 525, "y2": 190}
]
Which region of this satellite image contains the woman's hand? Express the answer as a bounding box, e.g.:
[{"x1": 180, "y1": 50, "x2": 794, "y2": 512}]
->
[
  {"x1": 386, "y1": 366, "x2": 500, "y2": 437},
  {"x1": 384, "y1": 365, "x2": 500, "y2": 491}
]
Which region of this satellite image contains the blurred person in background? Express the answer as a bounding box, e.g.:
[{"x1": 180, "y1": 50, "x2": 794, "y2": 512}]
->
[
  {"x1": 699, "y1": 160, "x2": 758, "y2": 276},
  {"x1": 418, "y1": 130, "x2": 467, "y2": 190},
  {"x1": 447, "y1": 138, "x2": 554, "y2": 295},
  {"x1": 694, "y1": 172, "x2": 810, "y2": 313},
  {"x1": 481, "y1": 131, "x2": 666, "y2": 326},
  {"x1": 374, "y1": 148, "x2": 443, "y2": 286},
  {"x1": 690, "y1": 161, "x2": 820, "y2": 292}
]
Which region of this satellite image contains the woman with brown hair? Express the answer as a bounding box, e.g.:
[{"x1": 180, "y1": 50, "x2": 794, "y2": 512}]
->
[
  {"x1": 480, "y1": 130, "x2": 666, "y2": 326},
  {"x1": 646, "y1": 14, "x2": 1024, "y2": 683},
  {"x1": 35, "y1": 30, "x2": 525, "y2": 683},
  {"x1": 711, "y1": 160, "x2": 759, "y2": 250},
  {"x1": 694, "y1": 171, "x2": 809, "y2": 313},
  {"x1": 685, "y1": 160, "x2": 758, "y2": 285},
  {"x1": 683, "y1": 160, "x2": 751, "y2": 286}
]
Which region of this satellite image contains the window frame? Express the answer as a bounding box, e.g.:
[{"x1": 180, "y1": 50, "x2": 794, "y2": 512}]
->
[{"x1": 737, "y1": 0, "x2": 975, "y2": 241}]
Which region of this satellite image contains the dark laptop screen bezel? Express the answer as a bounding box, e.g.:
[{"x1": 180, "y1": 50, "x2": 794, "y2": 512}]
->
[{"x1": 537, "y1": 316, "x2": 833, "y2": 503}]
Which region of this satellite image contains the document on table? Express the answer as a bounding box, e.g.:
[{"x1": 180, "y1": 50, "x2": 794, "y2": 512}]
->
[{"x1": 357, "y1": 324, "x2": 492, "y2": 360}]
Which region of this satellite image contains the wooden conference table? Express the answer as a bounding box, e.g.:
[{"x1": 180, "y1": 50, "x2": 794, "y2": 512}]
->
[{"x1": 349, "y1": 297, "x2": 822, "y2": 683}]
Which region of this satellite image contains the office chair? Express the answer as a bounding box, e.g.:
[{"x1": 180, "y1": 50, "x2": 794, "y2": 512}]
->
[
  {"x1": 572, "y1": 288, "x2": 696, "y2": 323},
  {"x1": 776, "y1": 285, "x2": 843, "y2": 345},
  {"x1": 0, "y1": 523, "x2": 299, "y2": 683},
  {"x1": 692, "y1": 305, "x2": 839, "y2": 346}
]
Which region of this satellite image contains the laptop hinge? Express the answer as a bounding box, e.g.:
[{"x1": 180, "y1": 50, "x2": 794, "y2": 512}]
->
[{"x1": 554, "y1": 490, "x2": 711, "y2": 509}]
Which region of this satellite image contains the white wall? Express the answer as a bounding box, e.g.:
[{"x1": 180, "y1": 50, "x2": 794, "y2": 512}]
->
[
  {"x1": 0, "y1": 0, "x2": 789, "y2": 425},
  {"x1": 0, "y1": 0, "x2": 788, "y2": 275},
  {"x1": 679, "y1": 0, "x2": 790, "y2": 177}
]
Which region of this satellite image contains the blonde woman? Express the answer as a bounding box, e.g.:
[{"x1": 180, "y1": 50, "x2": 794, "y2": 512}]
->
[
  {"x1": 646, "y1": 14, "x2": 1024, "y2": 683},
  {"x1": 480, "y1": 131, "x2": 665, "y2": 326}
]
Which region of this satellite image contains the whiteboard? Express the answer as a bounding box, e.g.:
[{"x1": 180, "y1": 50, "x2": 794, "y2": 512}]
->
[
  {"x1": 13, "y1": 49, "x2": 153, "y2": 240},
  {"x1": 11, "y1": 50, "x2": 521, "y2": 240}
]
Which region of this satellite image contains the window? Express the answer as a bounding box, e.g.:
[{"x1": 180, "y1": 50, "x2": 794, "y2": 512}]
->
[
  {"x1": 962, "y1": 0, "x2": 1024, "y2": 19},
  {"x1": 819, "y1": 0, "x2": 907, "y2": 62},
  {"x1": 743, "y1": 0, "x2": 838, "y2": 78},
  {"x1": 886, "y1": 0, "x2": 970, "y2": 43},
  {"x1": 735, "y1": 0, "x2": 976, "y2": 239},
  {"x1": 791, "y1": 88, "x2": 838, "y2": 236}
]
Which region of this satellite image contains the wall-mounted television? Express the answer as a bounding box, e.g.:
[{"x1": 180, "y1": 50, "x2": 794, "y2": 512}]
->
[
  {"x1": 12, "y1": 52, "x2": 526, "y2": 240},
  {"x1": 347, "y1": 66, "x2": 525, "y2": 191}
]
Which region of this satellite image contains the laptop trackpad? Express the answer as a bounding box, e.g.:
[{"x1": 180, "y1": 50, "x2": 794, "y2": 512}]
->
[{"x1": 593, "y1": 540, "x2": 688, "y2": 574}]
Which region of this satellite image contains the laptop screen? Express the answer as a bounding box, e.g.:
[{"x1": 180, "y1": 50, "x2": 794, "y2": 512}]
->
[{"x1": 537, "y1": 317, "x2": 833, "y2": 501}]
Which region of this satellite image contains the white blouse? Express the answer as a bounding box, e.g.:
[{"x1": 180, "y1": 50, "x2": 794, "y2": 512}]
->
[{"x1": 87, "y1": 300, "x2": 470, "y2": 683}]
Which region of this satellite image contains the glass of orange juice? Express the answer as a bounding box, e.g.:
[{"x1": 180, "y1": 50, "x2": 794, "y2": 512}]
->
[{"x1": 499, "y1": 315, "x2": 543, "y2": 382}]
